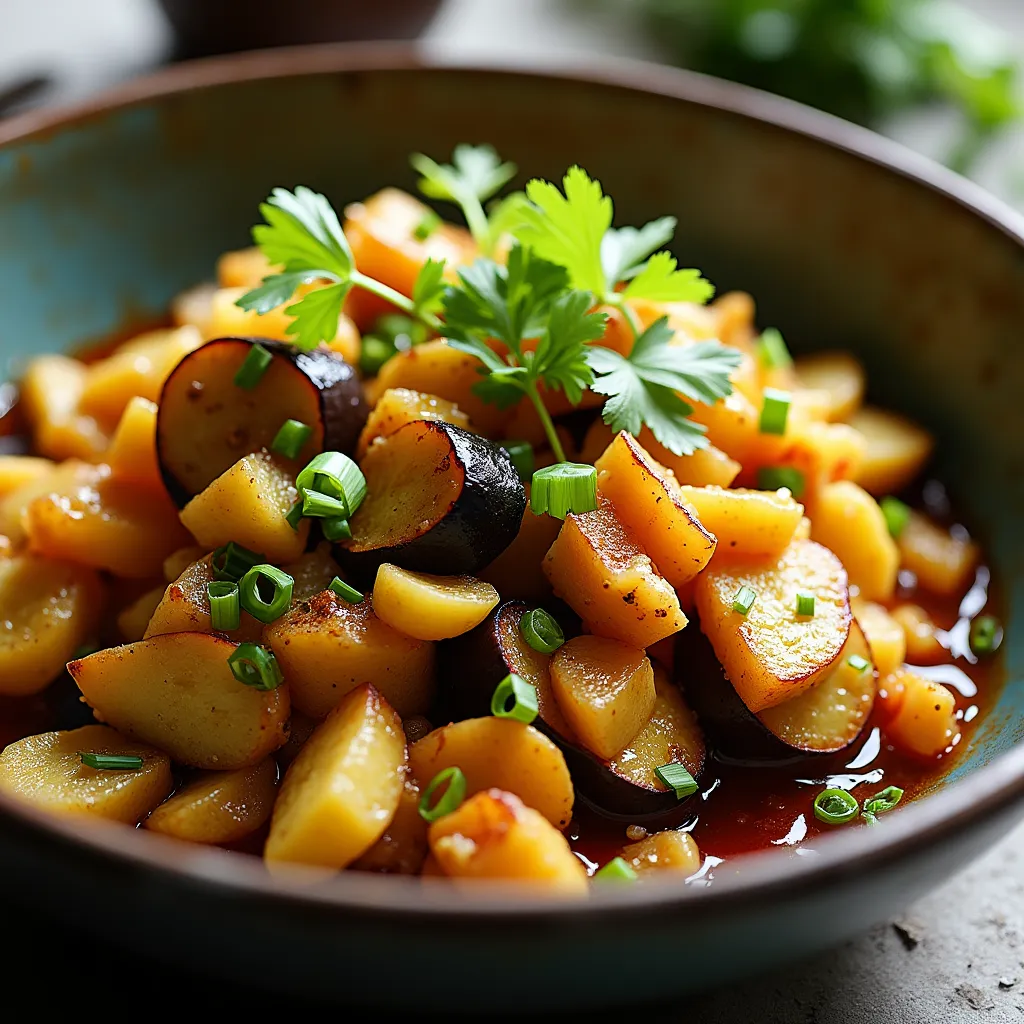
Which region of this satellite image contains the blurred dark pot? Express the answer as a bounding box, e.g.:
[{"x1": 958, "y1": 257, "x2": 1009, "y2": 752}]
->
[{"x1": 157, "y1": 0, "x2": 442, "y2": 57}]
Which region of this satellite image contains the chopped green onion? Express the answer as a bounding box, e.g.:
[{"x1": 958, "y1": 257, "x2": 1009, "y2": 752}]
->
[
  {"x1": 302, "y1": 489, "x2": 348, "y2": 519},
  {"x1": 271, "y1": 419, "x2": 313, "y2": 460},
  {"x1": 238, "y1": 564, "x2": 294, "y2": 624},
  {"x1": 418, "y1": 766, "x2": 467, "y2": 822},
  {"x1": 207, "y1": 581, "x2": 241, "y2": 631},
  {"x1": 756, "y1": 328, "x2": 792, "y2": 370},
  {"x1": 759, "y1": 388, "x2": 792, "y2": 436},
  {"x1": 530, "y1": 463, "x2": 598, "y2": 519},
  {"x1": 813, "y1": 787, "x2": 859, "y2": 825},
  {"x1": 861, "y1": 785, "x2": 904, "y2": 825},
  {"x1": 228, "y1": 643, "x2": 284, "y2": 691},
  {"x1": 594, "y1": 857, "x2": 638, "y2": 883},
  {"x1": 284, "y1": 500, "x2": 304, "y2": 531},
  {"x1": 490, "y1": 673, "x2": 539, "y2": 724},
  {"x1": 233, "y1": 343, "x2": 273, "y2": 390},
  {"x1": 880, "y1": 496, "x2": 911, "y2": 539},
  {"x1": 847, "y1": 653, "x2": 871, "y2": 673},
  {"x1": 795, "y1": 591, "x2": 816, "y2": 617},
  {"x1": 732, "y1": 585, "x2": 757, "y2": 616},
  {"x1": 970, "y1": 615, "x2": 1003, "y2": 656},
  {"x1": 359, "y1": 335, "x2": 396, "y2": 376},
  {"x1": 296, "y1": 451, "x2": 367, "y2": 519},
  {"x1": 322, "y1": 516, "x2": 352, "y2": 541},
  {"x1": 79, "y1": 752, "x2": 144, "y2": 771},
  {"x1": 328, "y1": 577, "x2": 363, "y2": 603},
  {"x1": 412, "y1": 209, "x2": 442, "y2": 241},
  {"x1": 654, "y1": 762, "x2": 699, "y2": 799},
  {"x1": 520, "y1": 608, "x2": 564, "y2": 654},
  {"x1": 211, "y1": 541, "x2": 265, "y2": 582},
  {"x1": 757, "y1": 466, "x2": 805, "y2": 498},
  {"x1": 500, "y1": 440, "x2": 534, "y2": 482}
]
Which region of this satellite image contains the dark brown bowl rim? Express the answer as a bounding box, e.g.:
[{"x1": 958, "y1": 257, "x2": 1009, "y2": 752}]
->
[{"x1": 1, "y1": 41, "x2": 1023, "y2": 921}]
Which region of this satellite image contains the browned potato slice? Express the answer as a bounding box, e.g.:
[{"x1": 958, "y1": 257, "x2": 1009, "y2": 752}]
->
[
  {"x1": 794, "y1": 352, "x2": 865, "y2": 422},
  {"x1": 145, "y1": 758, "x2": 278, "y2": 844},
  {"x1": 116, "y1": 585, "x2": 165, "y2": 643},
  {"x1": 428, "y1": 789, "x2": 587, "y2": 893},
  {"x1": 883, "y1": 669, "x2": 959, "y2": 759},
  {"x1": 891, "y1": 603, "x2": 947, "y2": 664},
  {"x1": 69, "y1": 632, "x2": 290, "y2": 770},
  {"x1": 0, "y1": 724, "x2": 171, "y2": 824},
  {"x1": 179, "y1": 450, "x2": 310, "y2": 564},
  {"x1": 372, "y1": 564, "x2": 499, "y2": 641},
  {"x1": 550, "y1": 636, "x2": 656, "y2": 759},
  {"x1": 356, "y1": 388, "x2": 474, "y2": 458},
  {"x1": 265, "y1": 684, "x2": 405, "y2": 870},
  {"x1": 810, "y1": 481, "x2": 898, "y2": 602},
  {"x1": 162, "y1": 545, "x2": 208, "y2": 583},
  {"x1": 264, "y1": 590, "x2": 435, "y2": 718},
  {"x1": 20, "y1": 355, "x2": 108, "y2": 461},
  {"x1": 695, "y1": 539, "x2": 851, "y2": 713},
  {"x1": 0, "y1": 554, "x2": 103, "y2": 697},
  {"x1": 621, "y1": 829, "x2": 701, "y2": 877},
  {"x1": 897, "y1": 512, "x2": 979, "y2": 598},
  {"x1": 0, "y1": 460, "x2": 98, "y2": 545},
  {"x1": 409, "y1": 717, "x2": 574, "y2": 829},
  {"x1": 852, "y1": 598, "x2": 906, "y2": 677},
  {"x1": 595, "y1": 432, "x2": 717, "y2": 589},
  {"x1": 849, "y1": 407, "x2": 933, "y2": 495},
  {"x1": 677, "y1": 485, "x2": 803, "y2": 561},
  {"x1": 351, "y1": 769, "x2": 429, "y2": 875}
]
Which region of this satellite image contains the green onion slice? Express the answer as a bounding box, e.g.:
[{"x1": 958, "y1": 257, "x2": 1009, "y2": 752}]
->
[
  {"x1": 654, "y1": 762, "x2": 699, "y2": 800},
  {"x1": 490, "y1": 673, "x2": 539, "y2": 724},
  {"x1": 757, "y1": 466, "x2": 806, "y2": 498},
  {"x1": 732, "y1": 585, "x2": 757, "y2": 616},
  {"x1": 861, "y1": 785, "x2": 904, "y2": 826},
  {"x1": 759, "y1": 388, "x2": 792, "y2": 436},
  {"x1": 530, "y1": 463, "x2": 598, "y2": 519},
  {"x1": 296, "y1": 452, "x2": 367, "y2": 519},
  {"x1": 756, "y1": 328, "x2": 792, "y2": 370},
  {"x1": 328, "y1": 576, "x2": 363, "y2": 603},
  {"x1": 499, "y1": 440, "x2": 534, "y2": 482},
  {"x1": 207, "y1": 580, "x2": 241, "y2": 631},
  {"x1": 284, "y1": 500, "x2": 305, "y2": 531},
  {"x1": 418, "y1": 766, "x2": 467, "y2": 822},
  {"x1": 880, "y1": 496, "x2": 911, "y2": 539},
  {"x1": 412, "y1": 209, "x2": 442, "y2": 241},
  {"x1": 228, "y1": 643, "x2": 284, "y2": 691},
  {"x1": 302, "y1": 489, "x2": 348, "y2": 519},
  {"x1": 79, "y1": 752, "x2": 144, "y2": 771},
  {"x1": 238, "y1": 564, "x2": 294, "y2": 624},
  {"x1": 233, "y1": 343, "x2": 273, "y2": 390},
  {"x1": 970, "y1": 615, "x2": 1002, "y2": 657},
  {"x1": 813, "y1": 787, "x2": 859, "y2": 825},
  {"x1": 594, "y1": 857, "x2": 638, "y2": 883},
  {"x1": 211, "y1": 541, "x2": 265, "y2": 582},
  {"x1": 321, "y1": 516, "x2": 352, "y2": 541},
  {"x1": 847, "y1": 653, "x2": 871, "y2": 673},
  {"x1": 271, "y1": 419, "x2": 313, "y2": 460},
  {"x1": 520, "y1": 608, "x2": 564, "y2": 654},
  {"x1": 795, "y1": 591, "x2": 815, "y2": 617},
  {"x1": 359, "y1": 335, "x2": 396, "y2": 377}
]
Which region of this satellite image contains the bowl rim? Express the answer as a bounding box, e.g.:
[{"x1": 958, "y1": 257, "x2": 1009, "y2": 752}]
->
[{"x1": 1, "y1": 40, "x2": 1022, "y2": 922}]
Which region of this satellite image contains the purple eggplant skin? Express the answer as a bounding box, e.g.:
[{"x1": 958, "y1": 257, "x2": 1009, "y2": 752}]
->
[{"x1": 337, "y1": 422, "x2": 526, "y2": 582}]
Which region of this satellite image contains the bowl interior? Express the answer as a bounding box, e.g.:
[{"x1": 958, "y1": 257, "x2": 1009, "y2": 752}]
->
[{"x1": 0, "y1": 50, "x2": 1022, "y2": 811}]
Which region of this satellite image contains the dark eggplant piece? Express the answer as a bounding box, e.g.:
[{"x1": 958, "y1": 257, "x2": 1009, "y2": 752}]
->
[
  {"x1": 336, "y1": 420, "x2": 525, "y2": 579},
  {"x1": 441, "y1": 601, "x2": 705, "y2": 820},
  {"x1": 678, "y1": 619, "x2": 876, "y2": 761},
  {"x1": 157, "y1": 337, "x2": 366, "y2": 504}
]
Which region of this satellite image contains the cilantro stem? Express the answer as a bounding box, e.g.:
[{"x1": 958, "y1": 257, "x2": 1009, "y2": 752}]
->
[
  {"x1": 461, "y1": 199, "x2": 491, "y2": 256},
  {"x1": 611, "y1": 296, "x2": 642, "y2": 341},
  {"x1": 525, "y1": 382, "x2": 567, "y2": 464},
  {"x1": 349, "y1": 271, "x2": 443, "y2": 332}
]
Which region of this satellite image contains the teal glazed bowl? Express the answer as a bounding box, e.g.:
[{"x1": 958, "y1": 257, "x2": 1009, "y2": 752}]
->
[{"x1": 0, "y1": 45, "x2": 1023, "y2": 1010}]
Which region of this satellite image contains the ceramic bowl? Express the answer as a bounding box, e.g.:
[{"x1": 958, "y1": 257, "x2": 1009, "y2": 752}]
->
[{"x1": 0, "y1": 44, "x2": 1022, "y2": 1011}]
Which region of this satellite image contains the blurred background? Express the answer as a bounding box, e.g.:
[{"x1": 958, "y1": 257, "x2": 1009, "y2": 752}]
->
[{"x1": 2, "y1": 0, "x2": 1024, "y2": 207}]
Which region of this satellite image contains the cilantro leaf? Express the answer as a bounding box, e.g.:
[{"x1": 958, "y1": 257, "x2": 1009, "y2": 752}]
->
[
  {"x1": 412, "y1": 145, "x2": 517, "y2": 204},
  {"x1": 601, "y1": 216, "x2": 677, "y2": 284},
  {"x1": 283, "y1": 283, "x2": 350, "y2": 351},
  {"x1": 412, "y1": 258, "x2": 446, "y2": 317},
  {"x1": 237, "y1": 270, "x2": 326, "y2": 315},
  {"x1": 532, "y1": 291, "x2": 603, "y2": 405},
  {"x1": 252, "y1": 186, "x2": 352, "y2": 277},
  {"x1": 483, "y1": 191, "x2": 533, "y2": 254},
  {"x1": 587, "y1": 317, "x2": 741, "y2": 456},
  {"x1": 624, "y1": 252, "x2": 716, "y2": 304}
]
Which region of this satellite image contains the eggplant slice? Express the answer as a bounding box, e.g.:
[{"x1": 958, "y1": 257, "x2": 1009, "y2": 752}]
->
[
  {"x1": 157, "y1": 337, "x2": 366, "y2": 504},
  {"x1": 337, "y1": 421, "x2": 525, "y2": 578},
  {"x1": 442, "y1": 601, "x2": 705, "y2": 820},
  {"x1": 679, "y1": 619, "x2": 876, "y2": 760}
]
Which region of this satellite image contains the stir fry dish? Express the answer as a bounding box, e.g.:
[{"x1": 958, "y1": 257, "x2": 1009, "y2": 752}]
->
[{"x1": 0, "y1": 146, "x2": 1000, "y2": 892}]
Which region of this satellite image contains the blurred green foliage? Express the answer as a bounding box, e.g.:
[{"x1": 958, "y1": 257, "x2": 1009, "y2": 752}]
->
[{"x1": 634, "y1": 0, "x2": 1020, "y2": 172}]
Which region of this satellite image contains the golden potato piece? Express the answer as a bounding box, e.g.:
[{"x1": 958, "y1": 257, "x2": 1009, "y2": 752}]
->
[
  {"x1": 116, "y1": 585, "x2": 165, "y2": 643},
  {"x1": 265, "y1": 590, "x2": 435, "y2": 718},
  {"x1": 351, "y1": 769, "x2": 429, "y2": 875},
  {"x1": 265, "y1": 684, "x2": 405, "y2": 870},
  {"x1": 20, "y1": 354, "x2": 108, "y2": 461},
  {"x1": 0, "y1": 460, "x2": 98, "y2": 546},
  {"x1": 891, "y1": 603, "x2": 946, "y2": 664},
  {"x1": 410, "y1": 717, "x2": 574, "y2": 829},
  {"x1": 849, "y1": 406, "x2": 933, "y2": 495},
  {"x1": 285, "y1": 544, "x2": 342, "y2": 603},
  {"x1": 897, "y1": 512, "x2": 979, "y2": 598},
  {"x1": 794, "y1": 352, "x2": 865, "y2": 422},
  {"x1": 356, "y1": 388, "x2": 474, "y2": 458},
  {"x1": 0, "y1": 724, "x2": 171, "y2": 824},
  {"x1": 107, "y1": 396, "x2": 162, "y2": 491},
  {"x1": 480, "y1": 501, "x2": 562, "y2": 604},
  {"x1": 621, "y1": 829, "x2": 701, "y2": 877},
  {"x1": 695, "y1": 539, "x2": 851, "y2": 713},
  {"x1": 883, "y1": 669, "x2": 959, "y2": 759},
  {"x1": 0, "y1": 554, "x2": 103, "y2": 697},
  {"x1": 852, "y1": 598, "x2": 906, "y2": 677},
  {"x1": 145, "y1": 758, "x2": 278, "y2": 844},
  {"x1": 69, "y1": 632, "x2": 290, "y2": 770},
  {"x1": 162, "y1": 545, "x2": 208, "y2": 583},
  {"x1": 429, "y1": 789, "x2": 587, "y2": 893},
  {"x1": 0, "y1": 456, "x2": 54, "y2": 501}
]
